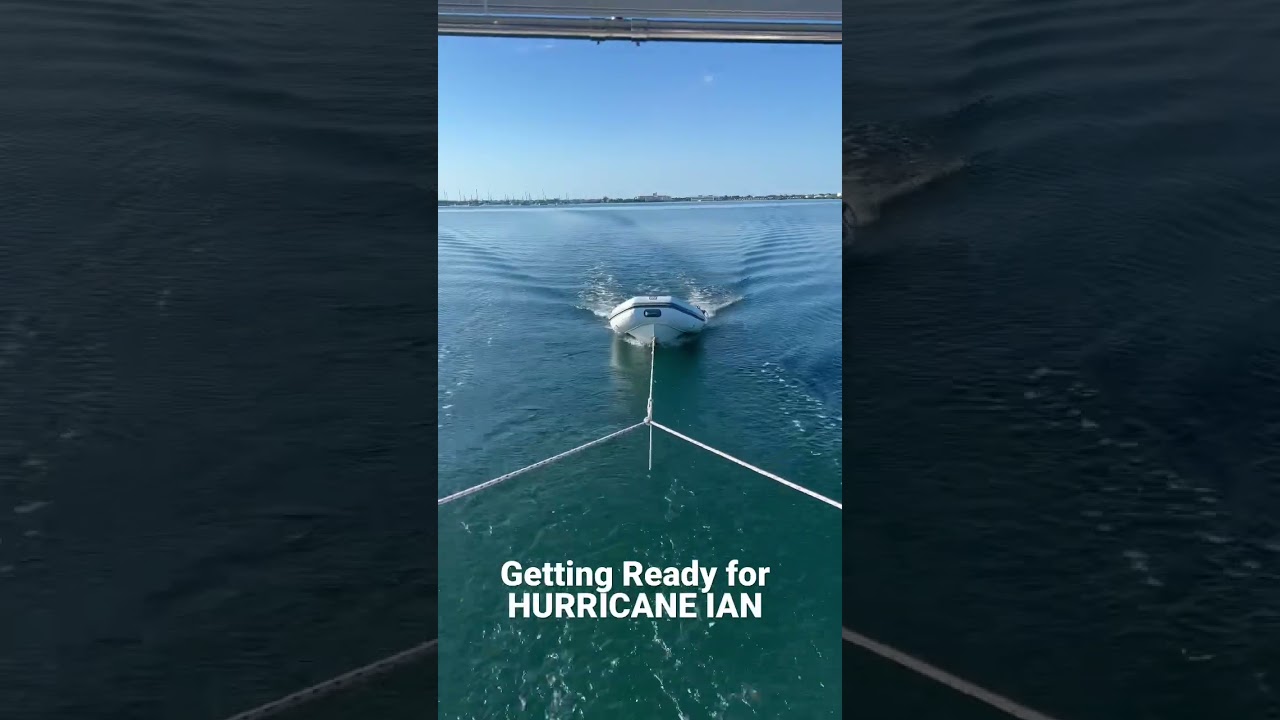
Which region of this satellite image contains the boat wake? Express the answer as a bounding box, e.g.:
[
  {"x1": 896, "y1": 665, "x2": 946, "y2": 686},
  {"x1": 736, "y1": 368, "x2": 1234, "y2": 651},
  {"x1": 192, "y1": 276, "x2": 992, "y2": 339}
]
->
[
  {"x1": 685, "y1": 289, "x2": 743, "y2": 319},
  {"x1": 576, "y1": 265, "x2": 743, "y2": 324},
  {"x1": 843, "y1": 122, "x2": 966, "y2": 227}
]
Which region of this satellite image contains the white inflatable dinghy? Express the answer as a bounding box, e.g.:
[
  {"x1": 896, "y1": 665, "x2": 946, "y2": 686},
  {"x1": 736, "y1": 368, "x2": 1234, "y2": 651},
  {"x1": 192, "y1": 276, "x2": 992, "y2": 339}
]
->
[{"x1": 607, "y1": 295, "x2": 707, "y2": 344}]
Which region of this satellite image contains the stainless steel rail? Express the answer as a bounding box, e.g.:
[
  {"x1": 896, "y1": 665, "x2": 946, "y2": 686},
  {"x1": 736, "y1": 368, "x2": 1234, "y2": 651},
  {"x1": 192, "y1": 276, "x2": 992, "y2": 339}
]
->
[{"x1": 439, "y1": 14, "x2": 841, "y2": 43}]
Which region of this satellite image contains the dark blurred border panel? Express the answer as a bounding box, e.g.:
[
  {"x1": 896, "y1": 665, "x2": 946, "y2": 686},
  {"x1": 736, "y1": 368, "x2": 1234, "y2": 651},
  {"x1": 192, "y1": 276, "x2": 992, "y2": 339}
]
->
[
  {"x1": 841, "y1": 0, "x2": 997, "y2": 714},
  {"x1": 0, "y1": 0, "x2": 437, "y2": 717}
]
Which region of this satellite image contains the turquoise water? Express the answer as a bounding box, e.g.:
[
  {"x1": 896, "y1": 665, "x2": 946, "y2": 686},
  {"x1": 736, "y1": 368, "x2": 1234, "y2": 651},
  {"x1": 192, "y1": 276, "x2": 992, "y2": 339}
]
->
[{"x1": 438, "y1": 201, "x2": 842, "y2": 718}]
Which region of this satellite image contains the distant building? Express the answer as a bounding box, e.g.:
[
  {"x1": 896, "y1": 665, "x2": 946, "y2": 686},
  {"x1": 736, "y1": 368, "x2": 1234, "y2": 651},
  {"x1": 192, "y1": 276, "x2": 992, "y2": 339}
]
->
[{"x1": 640, "y1": 193, "x2": 672, "y2": 202}]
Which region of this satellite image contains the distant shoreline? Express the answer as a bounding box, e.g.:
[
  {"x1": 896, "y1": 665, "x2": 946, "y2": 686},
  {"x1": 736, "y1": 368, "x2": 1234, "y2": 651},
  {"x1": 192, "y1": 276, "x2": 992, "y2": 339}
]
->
[{"x1": 437, "y1": 195, "x2": 840, "y2": 208}]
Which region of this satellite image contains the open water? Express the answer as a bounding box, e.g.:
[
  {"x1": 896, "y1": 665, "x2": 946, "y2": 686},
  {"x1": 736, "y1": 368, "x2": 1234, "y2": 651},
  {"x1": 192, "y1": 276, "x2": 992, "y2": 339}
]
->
[
  {"x1": 0, "y1": 1, "x2": 434, "y2": 717},
  {"x1": 439, "y1": 201, "x2": 842, "y2": 718},
  {"x1": 845, "y1": 0, "x2": 1280, "y2": 717}
]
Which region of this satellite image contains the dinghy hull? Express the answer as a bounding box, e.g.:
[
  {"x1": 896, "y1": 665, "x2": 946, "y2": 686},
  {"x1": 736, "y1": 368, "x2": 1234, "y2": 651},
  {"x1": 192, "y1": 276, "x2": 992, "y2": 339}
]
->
[{"x1": 607, "y1": 295, "x2": 707, "y2": 344}]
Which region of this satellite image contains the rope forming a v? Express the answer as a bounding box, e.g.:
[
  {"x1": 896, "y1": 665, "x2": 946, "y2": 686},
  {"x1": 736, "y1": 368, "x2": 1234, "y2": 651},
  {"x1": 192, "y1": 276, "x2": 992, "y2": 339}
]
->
[
  {"x1": 437, "y1": 336, "x2": 842, "y2": 509},
  {"x1": 219, "y1": 339, "x2": 1063, "y2": 720}
]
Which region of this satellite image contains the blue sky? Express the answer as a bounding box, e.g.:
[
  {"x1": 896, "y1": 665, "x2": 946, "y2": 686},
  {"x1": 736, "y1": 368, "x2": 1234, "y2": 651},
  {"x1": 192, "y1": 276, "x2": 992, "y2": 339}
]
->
[{"x1": 438, "y1": 37, "x2": 840, "y2": 199}]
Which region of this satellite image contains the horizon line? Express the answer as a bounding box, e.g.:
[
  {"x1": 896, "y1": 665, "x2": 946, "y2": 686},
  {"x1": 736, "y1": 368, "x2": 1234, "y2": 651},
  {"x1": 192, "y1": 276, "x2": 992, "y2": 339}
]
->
[{"x1": 437, "y1": 191, "x2": 840, "y2": 200}]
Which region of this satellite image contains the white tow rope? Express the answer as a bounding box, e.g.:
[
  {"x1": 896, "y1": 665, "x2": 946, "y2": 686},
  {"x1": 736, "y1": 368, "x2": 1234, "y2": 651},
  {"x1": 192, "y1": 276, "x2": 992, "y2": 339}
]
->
[
  {"x1": 648, "y1": 337, "x2": 656, "y2": 471},
  {"x1": 437, "y1": 337, "x2": 840, "y2": 510},
  {"x1": 222, "y1": 341, "x2": 1061, "y2": 720},
  {"x1": 436, "y1": 421, "x2": 645, "y2": 506}
]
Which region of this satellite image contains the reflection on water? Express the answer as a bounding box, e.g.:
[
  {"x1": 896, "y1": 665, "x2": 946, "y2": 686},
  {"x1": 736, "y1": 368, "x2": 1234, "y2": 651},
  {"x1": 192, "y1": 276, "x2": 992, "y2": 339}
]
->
[{"x1": 439, "y1": 201, "x2": 841, "y2": 719}]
